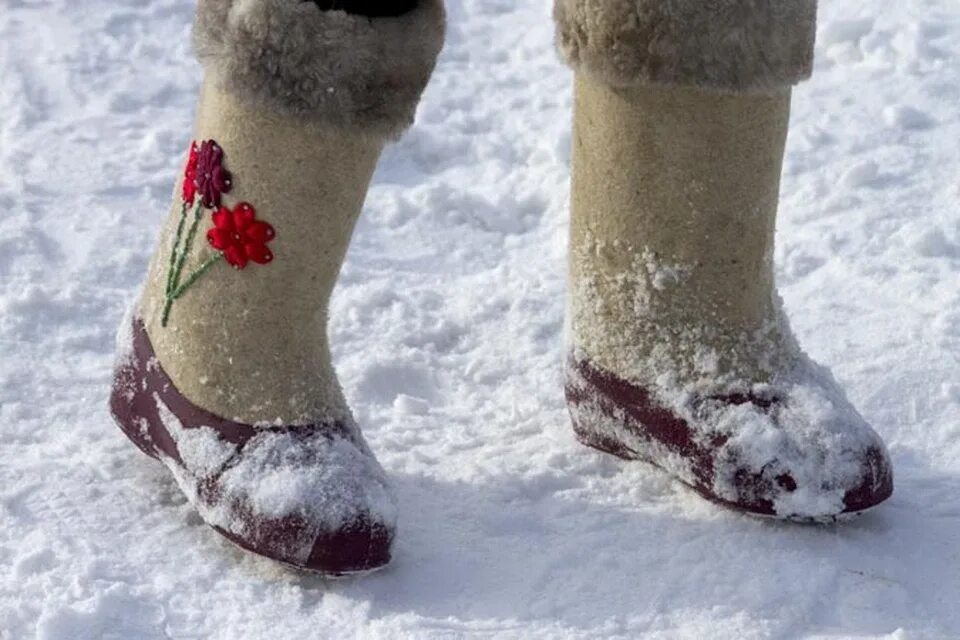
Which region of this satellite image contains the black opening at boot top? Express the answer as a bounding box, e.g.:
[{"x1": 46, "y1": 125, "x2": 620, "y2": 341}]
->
[{"x1": 306, "y1": 0, "x2": 419, "y2": 18}]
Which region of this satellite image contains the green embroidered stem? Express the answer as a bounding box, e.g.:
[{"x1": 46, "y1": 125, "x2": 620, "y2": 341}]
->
[
  {"x1": 170, "y1": 202, "x2": 204, "y2": 292},
  {"x1": 161, "y1": 297, "x2": 173, "y2": 328},
  {"x1": 161, "y1": 201, "x2": 209, "y2": 327},
  {"x1": 161, "y1": 253, "x2": 223, "y2": 327},
  {"x1": 171, "y1": 253, "x2": 223, "y2": 300},
  {"x1": 165, "y1": 201, "x2": 190, "y2": 296}
]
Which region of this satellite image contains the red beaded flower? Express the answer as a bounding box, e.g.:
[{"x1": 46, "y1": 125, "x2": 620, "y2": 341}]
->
[
  {"x1": 207, "y1": 202, "x2": 276, "y2": 269},
  {"x1": 194, "y1": 140, "x2": 233, "y2": 208},
  {"x1": 182, "y1": 142, "x2": 200, "y2": 204}
]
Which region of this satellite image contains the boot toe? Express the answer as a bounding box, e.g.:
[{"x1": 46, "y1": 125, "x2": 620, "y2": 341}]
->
[
  {"x1": 724, "y1": 438, "x2": 894, "y2": 521},
  {"x1": 566, "y1": 354, "x2": 895, "y2": 521},
  {"x1": 717, "y1": 381, "x2": 895, "y2": 520},
  {"x1": 204, "y1": 429, "x2": 399, "y2": 574},
  {"x1": 305, "y1": 517, "x2": 395, "y2": 575},
  {"x1": 841, "y1": 445, "x2": 894, "y2": 515}
]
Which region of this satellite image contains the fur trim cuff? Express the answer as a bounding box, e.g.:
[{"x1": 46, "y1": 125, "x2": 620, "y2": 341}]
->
[
  {"x1": 194, "y1": 1, "x2": 445, "y2": 138},
  {"x1": 554, "y1": 0, "x2": 817, "y2": 94}
]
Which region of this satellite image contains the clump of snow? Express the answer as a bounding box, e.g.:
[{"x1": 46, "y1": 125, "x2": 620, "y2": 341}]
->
[
  {"x1": 883, "y1": 104, "x2": 935, "y2": 130},
  {"x1": 393, "y1": 394, "x2": 431, "y2": 416},
  {"x1": 639, "y1": 249, "x2": 692, "y2": 292},
  {"x1": 820, "y1": 18, "x2": 876, "y2": 48},
  {"x1": 156, "y1": 394, "x2": 237, "y2": 477},
  {"x1": 842, "y1": 160, "x2": 880, "y2": 188},
  {"x1": 912, "y1": 227, "x2": 958, "y2": 258},
  {"x1": 225, "y1": 431, "x2": 397, "y2": 526}
]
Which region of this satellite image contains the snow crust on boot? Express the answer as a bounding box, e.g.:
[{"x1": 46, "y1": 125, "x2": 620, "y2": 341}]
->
[{"x1": 554, "y1": 0, "x2": 817, "y2": 94}]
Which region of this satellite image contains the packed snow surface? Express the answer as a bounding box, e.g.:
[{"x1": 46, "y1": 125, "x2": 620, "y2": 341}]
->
[{"x1": 1, "y1": 0, "x2": 959, "y2": 638}]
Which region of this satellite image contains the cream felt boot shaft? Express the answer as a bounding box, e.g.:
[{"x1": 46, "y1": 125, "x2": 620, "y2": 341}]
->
[
  {"x1": 110, "y1": 0, "x2": 445, "y2": 575},
  {"x1": 557, "y1": 0, "x2": 893, "y2": 519},
  {"x1": 137, "y1": 0, "x2": 445, "y2": 425},
  {"x1": 570, "y1": 78, "x2": 792, "y2": 387},
  {"x1": 141, "y1": 80, "x2": 383, "y2": 425}
]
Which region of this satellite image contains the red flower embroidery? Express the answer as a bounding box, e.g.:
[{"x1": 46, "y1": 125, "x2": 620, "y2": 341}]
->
[
  {"x1": 163, "y1": 140, "x2": 276, "y2": 327},
  {"x1": 207, "y1": 202, "x2": 275, "y2": 269},
  {"x1": 182, "y1": 142, "x2": 200, "y2": 204},
  {"x1": 194, "y1": 140, "x2": 233, "y2": 208}
]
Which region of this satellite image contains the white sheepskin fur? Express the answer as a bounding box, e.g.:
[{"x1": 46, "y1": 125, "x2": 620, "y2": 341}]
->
[
  {"x1": 194, "y1": 0, "x2": 445, "y2": 138},
  {"x1": 554, "y1": 0, "x2": 817, "y2": 94}
]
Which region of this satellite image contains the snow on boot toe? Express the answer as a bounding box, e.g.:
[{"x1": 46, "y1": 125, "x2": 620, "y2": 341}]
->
[
  {"x1": 710, "y1": 364, "x2": 893, "y2": 518},
  {"x1": 567, "y1": 354, "x2": 894, "y2": 520},
  {"x1": 189, "y1": 429, "x2": 397, "y2": 574}
]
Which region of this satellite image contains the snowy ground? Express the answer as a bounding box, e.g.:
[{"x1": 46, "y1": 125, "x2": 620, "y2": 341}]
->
[{"x1": 1, "y1": 0, "x2": 959, "y2": 638}]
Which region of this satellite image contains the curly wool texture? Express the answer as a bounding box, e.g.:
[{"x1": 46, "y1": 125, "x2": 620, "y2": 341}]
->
[
  {"x1": 554, "y1": 0, "x2": 817, "y2": 94},
  {"x1": 194, "y1": 0, "x2": 445, "y2": 138}
]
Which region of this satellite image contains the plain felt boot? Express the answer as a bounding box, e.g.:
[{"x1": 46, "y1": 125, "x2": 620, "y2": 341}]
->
[
  {"x1": 110, "y1": 0, "x2": 445, "y2": 574},
  {"x1": 555, "y1": 0, "x2": 893, "y2": 520}
]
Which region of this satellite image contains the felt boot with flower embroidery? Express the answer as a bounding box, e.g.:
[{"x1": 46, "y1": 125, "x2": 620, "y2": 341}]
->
[
  {"x1": 555, "y1": 0, "x2": 893, "y2": 520},
  {"x1": 110, "y1": 0, "x2": 445, "y2": 574}
]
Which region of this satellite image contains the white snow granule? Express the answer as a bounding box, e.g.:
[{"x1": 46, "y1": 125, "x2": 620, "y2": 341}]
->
[{"x1": 156, "y1": 395, "x2": 238, "y2": 477}]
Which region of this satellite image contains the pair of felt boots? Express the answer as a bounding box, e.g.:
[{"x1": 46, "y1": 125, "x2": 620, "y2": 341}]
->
[{"x1": 110, "y1": 0, "x2": 894, "y2": 576}]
